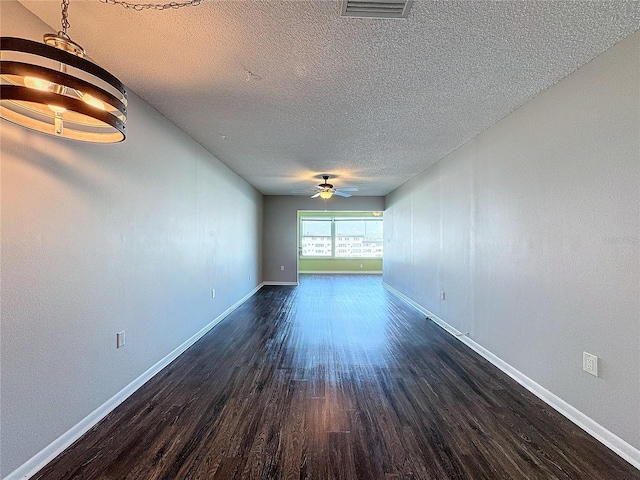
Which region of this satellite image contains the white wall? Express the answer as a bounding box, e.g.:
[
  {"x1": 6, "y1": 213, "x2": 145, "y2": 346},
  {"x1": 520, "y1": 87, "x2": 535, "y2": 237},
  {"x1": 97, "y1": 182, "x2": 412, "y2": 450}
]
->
[
  {"x1": 384, "y1": 30, "x2": 640, "y2": 453},
  {"x1": 0, "y1": 2, "x2": 263, "y2": 477},
  {"x1": 263, "y1": 196, "x2": 384, "y2": 283}
]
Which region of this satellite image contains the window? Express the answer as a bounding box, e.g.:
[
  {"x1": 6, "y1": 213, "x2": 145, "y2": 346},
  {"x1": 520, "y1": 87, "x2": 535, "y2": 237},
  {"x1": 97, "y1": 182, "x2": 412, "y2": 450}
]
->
[
  {"x1": 300, "y1": 218, "x2": 332, "y2": 257},
  {"x1": 300, "y1": 216, "x2": 383, "y2": 258},
  {"x1": 335, "y1": 218, "x2": 383, "y2": 258}
]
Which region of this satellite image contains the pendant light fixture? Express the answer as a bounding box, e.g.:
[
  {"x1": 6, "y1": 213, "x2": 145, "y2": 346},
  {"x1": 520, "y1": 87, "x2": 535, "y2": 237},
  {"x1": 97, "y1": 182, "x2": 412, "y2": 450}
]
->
[{"x1": 0, "y1": 0, "x2": 127, "y2": 142}]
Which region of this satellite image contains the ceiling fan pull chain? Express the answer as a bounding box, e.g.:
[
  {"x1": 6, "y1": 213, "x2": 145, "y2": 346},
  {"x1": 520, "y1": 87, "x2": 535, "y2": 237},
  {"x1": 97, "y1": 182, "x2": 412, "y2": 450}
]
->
[{"x1": 99, "y1": 0, "x2": 203, "y2": 11}]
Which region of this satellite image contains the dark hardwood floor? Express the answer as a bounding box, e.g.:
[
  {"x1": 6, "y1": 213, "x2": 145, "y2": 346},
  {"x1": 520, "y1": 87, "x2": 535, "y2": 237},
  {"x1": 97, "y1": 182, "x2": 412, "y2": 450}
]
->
[{"x1": 34, "y1": 275, "x2": 639, "y2": 479}]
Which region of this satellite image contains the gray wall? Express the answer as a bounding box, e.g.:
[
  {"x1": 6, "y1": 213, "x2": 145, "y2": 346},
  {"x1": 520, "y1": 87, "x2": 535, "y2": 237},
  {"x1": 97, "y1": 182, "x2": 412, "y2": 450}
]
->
[
  {"x1": 384, "y1": 31, "x2": 640, "y2": 450},
  {"x1": 263, "y1": 196, "x2": 384, "y2": 283},
  {"x1": 0, "y1": 3, "x2": 263, "y2": 476}
]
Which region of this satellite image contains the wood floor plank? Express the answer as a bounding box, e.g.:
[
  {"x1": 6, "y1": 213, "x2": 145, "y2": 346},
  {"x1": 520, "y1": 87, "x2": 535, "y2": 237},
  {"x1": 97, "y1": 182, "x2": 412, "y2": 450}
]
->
[{"x1": 32, "y1": 274, "x2": 639, "y2": 479}]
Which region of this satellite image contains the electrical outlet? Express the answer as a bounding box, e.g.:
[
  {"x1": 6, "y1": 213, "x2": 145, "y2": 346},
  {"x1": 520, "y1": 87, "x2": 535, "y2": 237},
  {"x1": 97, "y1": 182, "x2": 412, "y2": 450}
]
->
[
  {"x1": 211, "y1": 288, "x2": 216, "y2": 298},
  {"x1": 583, "y1": 352, "x2": 598, "y2": 377},
  {"x1": 360, "y1": 264, "x2": 363, "y2": 269},
  {"x1": 440, "y1": 291, "x2": 446, "y2": 301},
  {"x1": 280, "y1": 265, "x2": 285, "y2": 271},
  {"x1": 116, "y1": 331, "x2": 125, "y2": 348}
]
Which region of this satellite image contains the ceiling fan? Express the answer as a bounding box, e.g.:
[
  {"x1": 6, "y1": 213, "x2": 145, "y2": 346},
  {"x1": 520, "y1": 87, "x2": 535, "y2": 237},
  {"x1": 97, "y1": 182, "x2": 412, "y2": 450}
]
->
[{"x1": 311, "y1": 175, "x2": 358, "y2": 199}]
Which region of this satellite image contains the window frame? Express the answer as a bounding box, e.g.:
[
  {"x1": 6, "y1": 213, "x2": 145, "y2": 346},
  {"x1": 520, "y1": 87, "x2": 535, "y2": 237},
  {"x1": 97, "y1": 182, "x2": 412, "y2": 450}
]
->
[{"x1": 299, "y1": 215, "x2": 383, "y2": 259}]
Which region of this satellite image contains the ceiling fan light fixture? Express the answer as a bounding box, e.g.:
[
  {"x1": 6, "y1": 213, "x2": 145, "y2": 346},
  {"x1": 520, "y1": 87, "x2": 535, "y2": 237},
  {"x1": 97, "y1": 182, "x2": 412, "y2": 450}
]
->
[
  {"x1": 0, "y1": 1, "x2": 127, "y2": 143},
  {"x1": 311, "y1": 175, "x2": 358, "y2": 199}
]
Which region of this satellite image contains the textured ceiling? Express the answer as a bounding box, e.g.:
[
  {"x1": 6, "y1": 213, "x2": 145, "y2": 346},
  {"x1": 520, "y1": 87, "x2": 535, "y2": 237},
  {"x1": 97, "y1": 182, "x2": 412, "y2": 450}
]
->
[{"x1": 17, "y1": 0, "x2": 640, "y2": 196}]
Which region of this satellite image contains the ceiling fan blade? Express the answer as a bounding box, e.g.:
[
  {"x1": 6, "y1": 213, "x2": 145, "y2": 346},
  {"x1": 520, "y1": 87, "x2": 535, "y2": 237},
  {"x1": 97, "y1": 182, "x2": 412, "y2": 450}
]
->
[
  {"x1": 333, "y1": 191, "x2": 351, "y2": 198},
  {"x1": 311, "y1": 192, "x2": 321, "y2": 198},
  {"x1": 315, "y1": 185, "x2": 324, "y2": 189},
  {"x1": 336, "y1": 187, "x2": 358, "y2": 192}
]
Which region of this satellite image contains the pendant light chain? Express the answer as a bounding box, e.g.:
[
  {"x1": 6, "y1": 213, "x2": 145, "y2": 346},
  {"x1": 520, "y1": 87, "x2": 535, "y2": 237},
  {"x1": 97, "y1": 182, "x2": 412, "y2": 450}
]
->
[
  {"x1": 99, "y1": 0, "x2": 202, "y2": 11},
  {"x1": 60, "y1": 0, "x2": 71, "y2": 38}
]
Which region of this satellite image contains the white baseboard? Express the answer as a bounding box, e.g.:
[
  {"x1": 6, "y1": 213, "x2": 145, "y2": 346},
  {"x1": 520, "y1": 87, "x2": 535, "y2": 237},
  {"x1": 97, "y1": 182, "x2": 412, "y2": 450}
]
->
[
  {"x1": 298, "y1": 271, "x2": 382, "y2": 275},
  {"x1": 262, "y1": 281, "x2": 299, "y2": 286},
  {"x1": 4, "y1": 283, "x2": 264, "y2": 480},
  {"x1": 382, "y1": 282, "x2": 640, "y2": 471}
]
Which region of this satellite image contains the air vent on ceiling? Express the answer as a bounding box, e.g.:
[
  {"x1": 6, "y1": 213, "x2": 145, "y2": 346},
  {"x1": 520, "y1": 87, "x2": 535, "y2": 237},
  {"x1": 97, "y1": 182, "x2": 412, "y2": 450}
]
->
[{"x1": 341, "y1": 0, "x2": 413, "y2": 19}]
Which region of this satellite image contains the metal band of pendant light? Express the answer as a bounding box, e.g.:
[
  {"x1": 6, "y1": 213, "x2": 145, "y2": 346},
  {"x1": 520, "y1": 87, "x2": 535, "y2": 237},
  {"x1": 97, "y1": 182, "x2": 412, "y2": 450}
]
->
[
  {"x1": 0, "y1": 0, "x2": 128, "y2": 143},
  {"x1": 2, "y1": 85, "x2": 126, "y2": 135},
  {"x1": 1, "y1": 46, "x2": 127, "y2": 115},
  {"x1": 3, "y1": 37, "x2": 126, "y2": 95}
]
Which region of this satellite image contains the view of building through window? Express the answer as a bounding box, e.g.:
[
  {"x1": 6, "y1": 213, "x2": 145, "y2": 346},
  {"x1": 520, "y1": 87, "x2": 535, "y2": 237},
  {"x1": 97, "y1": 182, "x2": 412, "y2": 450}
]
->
[
  {"x1": 300, "y1": 216, "x2": 383, "y2": 258},
  {"x1": 300, "y1": 218, "x2": 332, "y2": 256}
]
